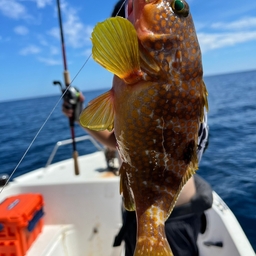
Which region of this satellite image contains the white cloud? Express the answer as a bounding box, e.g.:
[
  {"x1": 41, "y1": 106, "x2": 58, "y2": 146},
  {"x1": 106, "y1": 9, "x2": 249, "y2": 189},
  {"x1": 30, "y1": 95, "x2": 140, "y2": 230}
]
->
[
  {"x1": 19, "y1": 45, "x2": 41, "y2": 55},
  {"x1": 0, "y1": 0, "x2": 27, "y2": 19},
  {"x1": 212, "y1": 17, "x2": 256, "y2": 30},
  {"x1": 198, "y1": 31, "x2": 256, "y2": 52},
  {"x1": 197, "y1": 16, "x2": 256, "y2": 53},
  {"x1": 64, "y1": 11, "x2": 89, "y2": 48},
  {"x1": 48, "y1": 3, "x2": 92, "y2": 48},
  {"x1": 38, "y1": 57, "x2": 61, "y2": 65},
  {"x1": 33, "y1": 0, "x2": 52, "y2": 8},
  {"x1": 14, "y1": 26, "x2": 29, "y2": 35}
]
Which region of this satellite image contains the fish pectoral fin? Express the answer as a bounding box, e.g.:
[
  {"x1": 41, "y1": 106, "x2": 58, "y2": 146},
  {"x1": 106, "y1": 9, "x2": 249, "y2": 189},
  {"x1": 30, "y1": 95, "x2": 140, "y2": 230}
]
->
[
  {"x1": 79, "y1": 90, "x2": 114, "y2": 131},
  {"x1": 91, "y1": 17, "x2": 142, "y2": 84},
  {"x1": 119, "y1": 163, "x2": 135, "y2": 211}
]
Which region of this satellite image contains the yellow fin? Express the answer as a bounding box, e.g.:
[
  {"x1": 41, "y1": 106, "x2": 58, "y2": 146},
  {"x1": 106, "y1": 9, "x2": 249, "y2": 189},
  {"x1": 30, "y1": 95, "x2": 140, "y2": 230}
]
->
[
  {"x1": 79, "y1": 91, "x2": 114, "y2": 131},
  {"x1": 200, "y1": 81, "x2": 209, "y2": 121},
  {"x1": 203, "y1": 81, "x2": 209, "y2": 111},
  {"x1": 119, "y1": 163, "x2": 135, "y2": 211},
  {"x1": 91, "y1": 17, "x2": 142, "y2": 84}
]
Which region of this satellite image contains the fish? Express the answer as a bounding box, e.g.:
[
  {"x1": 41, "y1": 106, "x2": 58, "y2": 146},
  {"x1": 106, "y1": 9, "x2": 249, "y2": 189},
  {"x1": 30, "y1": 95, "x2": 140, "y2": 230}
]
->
[{"x1": 80, "y1": 0, "x2": 208, "y2": 255}]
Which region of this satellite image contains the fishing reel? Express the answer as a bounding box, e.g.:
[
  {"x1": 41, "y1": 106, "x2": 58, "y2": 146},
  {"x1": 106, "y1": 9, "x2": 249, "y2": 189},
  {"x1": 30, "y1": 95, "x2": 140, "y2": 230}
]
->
[{"x1": 53, "y1": 81, "x2": 84, "y2": 121}]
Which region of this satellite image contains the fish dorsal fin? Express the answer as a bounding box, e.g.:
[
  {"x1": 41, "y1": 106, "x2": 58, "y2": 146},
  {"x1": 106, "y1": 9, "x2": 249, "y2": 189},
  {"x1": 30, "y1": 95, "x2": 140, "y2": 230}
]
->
[
  {"x1": 91, "y1": 17, "x2": 142, "y2": 84},
  {"x1": 79, "y1": 90, "x2": 114, "y2": 131}
]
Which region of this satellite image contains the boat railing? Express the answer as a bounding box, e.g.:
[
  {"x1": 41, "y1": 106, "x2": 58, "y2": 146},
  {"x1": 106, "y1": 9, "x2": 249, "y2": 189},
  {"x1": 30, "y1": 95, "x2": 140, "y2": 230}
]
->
[{"x1": 45, "y1": 135, "x2": 104, "y2": 167}]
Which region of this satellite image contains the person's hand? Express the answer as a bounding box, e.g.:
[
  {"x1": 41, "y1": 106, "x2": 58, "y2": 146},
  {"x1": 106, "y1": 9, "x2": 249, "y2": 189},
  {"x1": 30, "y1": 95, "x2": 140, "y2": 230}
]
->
[{"x1": 62, "y1": 86, "x2": 85, "y2": 122}]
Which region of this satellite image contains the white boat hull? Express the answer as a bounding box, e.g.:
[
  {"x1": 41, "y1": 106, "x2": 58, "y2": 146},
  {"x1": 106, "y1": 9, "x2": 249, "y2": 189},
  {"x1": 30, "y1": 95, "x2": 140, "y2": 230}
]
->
[{"x1": 0, "y1": 150, "x2": 254, "y2": 256}]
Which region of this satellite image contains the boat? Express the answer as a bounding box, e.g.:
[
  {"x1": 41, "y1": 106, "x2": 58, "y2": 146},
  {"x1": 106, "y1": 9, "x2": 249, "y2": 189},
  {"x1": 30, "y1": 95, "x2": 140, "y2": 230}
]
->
[{"x1": 0, "y1": 135, "x2": 255, "y2": 256}]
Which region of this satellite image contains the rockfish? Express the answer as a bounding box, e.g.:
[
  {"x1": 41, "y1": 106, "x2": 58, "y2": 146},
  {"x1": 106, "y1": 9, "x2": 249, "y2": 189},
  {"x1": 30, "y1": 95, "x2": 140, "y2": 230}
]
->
[{"x1": 80, "y1": 0, "x2": 208, "y2": 255}]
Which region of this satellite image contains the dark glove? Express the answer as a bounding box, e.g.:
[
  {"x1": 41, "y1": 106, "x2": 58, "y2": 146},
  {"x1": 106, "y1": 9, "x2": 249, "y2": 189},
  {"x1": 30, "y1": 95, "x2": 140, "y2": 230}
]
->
[{"x1": 63, "y1": 86, "x2": 84, "y2": 122}]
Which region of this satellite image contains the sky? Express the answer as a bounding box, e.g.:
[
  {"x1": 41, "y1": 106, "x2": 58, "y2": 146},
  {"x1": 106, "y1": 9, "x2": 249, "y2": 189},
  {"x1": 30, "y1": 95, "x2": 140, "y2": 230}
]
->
[{"x1": 1, "y1": 0, "x2": 256, "y2": 102}]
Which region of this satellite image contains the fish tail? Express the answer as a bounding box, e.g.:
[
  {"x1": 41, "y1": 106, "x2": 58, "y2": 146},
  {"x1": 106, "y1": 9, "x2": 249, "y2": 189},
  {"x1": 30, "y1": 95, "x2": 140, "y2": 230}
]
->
[
  {"x1": 91, "y1": 17, "x2": 142, "y2": 84},
  {"x1": 134, "y1": 236, "x2": 173, "y2": 256},
  {"x1": 134, "y1": 210, "x2": 173, "y2": 256}
]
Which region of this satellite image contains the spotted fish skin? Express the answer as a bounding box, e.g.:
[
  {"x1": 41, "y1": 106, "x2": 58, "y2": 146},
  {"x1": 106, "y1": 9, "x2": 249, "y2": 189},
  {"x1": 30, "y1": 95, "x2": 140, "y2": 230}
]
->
[
  {"x1": 115, "y1": 80, "x2": 201, "y2": 255},
  {"x1": 80, "y1": 0, "x2": 208, "y2": 255}
]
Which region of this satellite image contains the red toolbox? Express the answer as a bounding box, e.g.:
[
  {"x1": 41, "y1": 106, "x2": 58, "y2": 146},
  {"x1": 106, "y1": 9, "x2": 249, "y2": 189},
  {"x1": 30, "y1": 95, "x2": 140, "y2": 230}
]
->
[{"x1": 0, "y1": 193, "x2": 44, "y2": 256}]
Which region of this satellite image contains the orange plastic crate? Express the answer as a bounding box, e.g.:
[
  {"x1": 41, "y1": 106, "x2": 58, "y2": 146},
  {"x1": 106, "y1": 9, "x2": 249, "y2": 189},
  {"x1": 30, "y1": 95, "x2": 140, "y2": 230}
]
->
[{"x1": 0, "y1": 194, "x2": 44, "y2": 256}]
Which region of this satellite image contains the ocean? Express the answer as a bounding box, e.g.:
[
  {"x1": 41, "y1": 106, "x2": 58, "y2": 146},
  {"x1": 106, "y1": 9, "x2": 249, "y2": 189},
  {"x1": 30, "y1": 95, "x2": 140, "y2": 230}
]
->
[{"x1": 0, "y1": 70, "x2": 255, "y2": 251}]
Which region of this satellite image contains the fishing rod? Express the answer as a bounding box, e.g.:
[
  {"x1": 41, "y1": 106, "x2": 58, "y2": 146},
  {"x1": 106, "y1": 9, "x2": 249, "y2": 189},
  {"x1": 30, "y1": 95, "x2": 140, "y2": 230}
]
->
[
  {"x1": 55, "y1": 0, "x2": 79, "y2": 175},
  {"x1": 0, "y1": 0, "x2": 128, "y2": 195}
]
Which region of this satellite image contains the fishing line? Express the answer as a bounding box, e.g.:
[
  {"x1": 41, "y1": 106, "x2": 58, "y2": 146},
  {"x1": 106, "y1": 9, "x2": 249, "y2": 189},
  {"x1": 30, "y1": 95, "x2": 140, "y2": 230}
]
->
[
  {"x1": 0, "y1": 0, "x2": 127, "y2": 195},
  {"x1": 0, "y1": 54, "x2": 91, "y2": 196},
  {"x1": 117, "y1": 0, "x2": 127, "y2": 16}
]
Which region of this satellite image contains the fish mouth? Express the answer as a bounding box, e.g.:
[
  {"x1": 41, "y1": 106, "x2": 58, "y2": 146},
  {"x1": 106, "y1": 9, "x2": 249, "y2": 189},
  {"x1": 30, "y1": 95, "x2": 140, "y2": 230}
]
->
[
  {"x1": 131, "y1": 0, "x2": 165, "y2": 41},
  {"x1": 126, "y1": 0, "x2": 158, "y2": 22}
]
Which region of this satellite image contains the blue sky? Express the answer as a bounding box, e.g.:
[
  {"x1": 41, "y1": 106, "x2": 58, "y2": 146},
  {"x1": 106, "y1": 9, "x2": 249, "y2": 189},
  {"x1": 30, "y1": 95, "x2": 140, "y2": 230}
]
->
[{"x1": 1, "y1": 0, "x2": 256, "y2": 102}]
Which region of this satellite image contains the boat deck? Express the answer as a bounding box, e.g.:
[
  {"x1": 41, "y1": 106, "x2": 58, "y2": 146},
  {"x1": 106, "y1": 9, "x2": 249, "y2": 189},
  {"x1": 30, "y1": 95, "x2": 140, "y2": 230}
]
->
[{"x1": 0, "y1": 150, "x2": 255, "y2": 256}]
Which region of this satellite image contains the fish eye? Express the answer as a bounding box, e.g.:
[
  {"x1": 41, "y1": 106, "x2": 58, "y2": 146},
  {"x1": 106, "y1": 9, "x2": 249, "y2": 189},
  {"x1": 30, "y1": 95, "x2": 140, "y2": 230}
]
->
[
  {"x1": 174, "y1": 0, "x2": 184, "y2": 11},
  {"x1": 171, "y1": 0, "x2": 189, "y2": 17}
]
